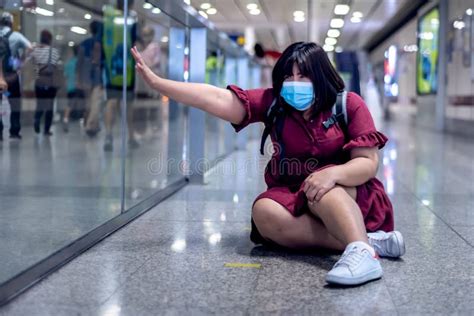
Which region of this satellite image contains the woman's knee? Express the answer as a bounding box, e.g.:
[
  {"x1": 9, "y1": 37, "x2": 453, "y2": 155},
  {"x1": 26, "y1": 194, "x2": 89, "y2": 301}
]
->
[
  {"x1": 252, "y1": 198, "x2": 288, "y2": 238},
  {"x1": 308, "y1": 185, "x2": 356, "y2": 212}
]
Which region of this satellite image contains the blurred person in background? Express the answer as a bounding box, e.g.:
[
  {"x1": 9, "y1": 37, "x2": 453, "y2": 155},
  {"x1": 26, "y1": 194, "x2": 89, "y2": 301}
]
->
[
  {"x1": 0, "y1": 12, "x2": 32, "y2": 141},
  {"x1": 31, "y1": 29, "x2": 62, "y2": 136},
  {"x1": 62, "y1": 45, "x2": 84, "y2": 133},
  {"x1": 77, "y1": 20, "x2": 104, "y2": 137},
  {"x1": 102, "y1": 0, "x2": 138, "y2": 151}
]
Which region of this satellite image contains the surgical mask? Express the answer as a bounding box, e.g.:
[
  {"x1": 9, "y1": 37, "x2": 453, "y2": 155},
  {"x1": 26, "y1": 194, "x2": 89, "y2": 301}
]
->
[{"x1": 280, "y1": 81, "x2": 314, "y2": 111}]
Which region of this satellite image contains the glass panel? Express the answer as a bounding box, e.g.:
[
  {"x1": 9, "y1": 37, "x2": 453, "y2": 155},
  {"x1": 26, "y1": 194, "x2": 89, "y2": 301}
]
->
[
  {"x1": 0, "y1": 0, "x2": 124, "y2": 284},
  {"x1": 445, "y1": 0, "x2": 474, "y2": 123},
  {"x1": 124, "y1": 0, "x2": 187, "y2": 209},
  {"x1": 204, "y1": 40, "x2": 221, "y2": 163}
]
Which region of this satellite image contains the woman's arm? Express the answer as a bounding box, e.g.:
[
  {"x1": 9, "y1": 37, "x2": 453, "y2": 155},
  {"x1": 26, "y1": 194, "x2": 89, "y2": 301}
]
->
[
  {"x1": 131, "y1": 46, "x2": 246, "y2": 125},
  {"x1": 303, "y1": 147, "x2": 379, "y2": 202}
]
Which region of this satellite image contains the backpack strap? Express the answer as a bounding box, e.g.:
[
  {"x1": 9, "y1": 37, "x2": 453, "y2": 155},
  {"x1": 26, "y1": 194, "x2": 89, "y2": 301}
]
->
[
  {"x1": 323, "y1": 91, "x2": 348, "y2": 130},
  {"x1": 259, "y1": 98, "x2": 278, "y2": 155},
  {"x1": 3, "y1": 30, "x2": 13, "y2": 40}
]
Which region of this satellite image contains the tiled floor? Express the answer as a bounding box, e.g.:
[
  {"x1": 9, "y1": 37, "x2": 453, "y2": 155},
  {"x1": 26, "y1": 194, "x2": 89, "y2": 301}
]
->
[{"x1": 0, "y1": 116, "x2": 473, "y2": 315}]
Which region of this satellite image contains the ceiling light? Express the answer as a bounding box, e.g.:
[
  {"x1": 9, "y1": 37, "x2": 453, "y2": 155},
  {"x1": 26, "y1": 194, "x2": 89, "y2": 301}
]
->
[
  {"x1": 466, "y1": 8, "x2": 472, "y2": 16},
  {"x1": 58, "y1": 7, "x2": 65, "y2": 13},
  {"x1": 143, "y1": 3, "x2": 153, "y2": 9},
  {"x1": 35, "y1": 7, "x2": 54, "y2": 16},
  {"x1": 183, "y1": 0, "x2": 191, "y2": 5},
  {"x1": 350, "y1": 16, "x2": 362, "y2": 23},
  {"x1": 161, "y1": 36, "x2": 169, "y2": 43},
  {"x1": 200, "y1": 3, "x2": 211, "y2": 10},
  {"x1": 330, "y1": 18, "x2": 344, "y2": 28},
  {"x1": 68, "y1": 41, "x2": 74, "y2": 47},
  {"x1": 453, "y1": 20, "x2": 465, "y2": 29},
  {"x1": 293, "y1": 10, "x2": 305, "y2": 17},
  {"x1": 199, "y1": 10, "x2": 208, "y2": 19},
  {"x1": 327, "y1": 29, "x2": 340, "y2": 38},
  {"x1": 325, "y1": 37, "x2": 337, "y2": 46},
  {"x1": 207, "y1": 8, "x2": 217, "y2": 15},
  {"x1": 152, "y1": 8, "x2": 161, "y2": 14},
  {"x1": 352, "y1": 11, "x2": 363, "y2": 18},
  {"x1": 249, "y1": 8, "x2": 261, "y2": 15},
  {"x1": 45, "y1": 0, "x2": 54, "y2": 5},
  {"x1": 84, "y1": 13, "x2": 92, "y2": 20},
  {"x1": 70, "y1": 26, "x2": 88, "y2": 35},
  {"x1": 335, "y1": 46, "x2": 343, "y2": 53},
  {"x1": 323, "y1": 44, "x2": 334, "y2": 52},
  {"x1": 294, "y1": 16, "x2": 305, "y2": 22},
  {"x1": 247, "y1": 3, "x2": 258, "y2": 10},
  {"x1": 334, "y1": 4, "x2": 350, "y2": 15}
]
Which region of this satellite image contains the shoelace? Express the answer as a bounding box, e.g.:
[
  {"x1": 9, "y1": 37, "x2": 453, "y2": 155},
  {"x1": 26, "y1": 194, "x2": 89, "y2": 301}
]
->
[{"x1": 334, "y1": 247, "x2": 365, "y2": 268}]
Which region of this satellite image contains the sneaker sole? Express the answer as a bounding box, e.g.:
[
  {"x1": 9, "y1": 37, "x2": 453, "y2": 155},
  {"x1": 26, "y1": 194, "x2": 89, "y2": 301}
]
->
[
  {"x1": 326, "y1": 268, "x2": 383, "y2": 286},
  {"x1": 390, "y1": 231, "x2": 406, "y2": 258}
]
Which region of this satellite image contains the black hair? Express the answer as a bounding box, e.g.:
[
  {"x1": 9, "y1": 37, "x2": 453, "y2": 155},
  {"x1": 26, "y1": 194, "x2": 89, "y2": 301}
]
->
[
  {"x1": 0, "y1": 13, "x2": 13, "y2": 27},
  {"x1": 40, "y1": 29, "x2": 53, "y2": 45},
  {"x1": 89, "y1": 21, "x2": 102, "y2": 36},
  {"x1": 254, "y1": 43, "x2": 265, "y2": 58},
  {"x1": 272, "y1": 42, "x2": 345, "y2": 114}
]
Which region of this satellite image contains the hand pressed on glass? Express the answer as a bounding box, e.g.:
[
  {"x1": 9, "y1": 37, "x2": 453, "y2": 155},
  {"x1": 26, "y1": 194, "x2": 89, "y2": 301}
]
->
[{"x1": 131, "y1": 46, "x2": 160, "y2": 90}]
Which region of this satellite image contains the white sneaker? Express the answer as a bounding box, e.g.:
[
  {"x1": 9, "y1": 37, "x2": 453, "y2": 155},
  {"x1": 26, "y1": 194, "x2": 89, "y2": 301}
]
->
[
  {"x1": 368, "y1": 230, "x2": 406, "y2": 258},
  {"x1": 326, "y1": 242, "x2": 383, "y2": 286}
]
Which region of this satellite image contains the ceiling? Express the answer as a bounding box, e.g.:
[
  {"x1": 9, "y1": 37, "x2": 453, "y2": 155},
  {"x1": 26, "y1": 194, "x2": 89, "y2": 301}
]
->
[{"x1": 187, "y1": 0, "x2": 410, "y2": 53}]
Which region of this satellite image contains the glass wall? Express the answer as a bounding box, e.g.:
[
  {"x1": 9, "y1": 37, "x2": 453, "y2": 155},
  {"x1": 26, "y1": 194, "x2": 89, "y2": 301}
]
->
[
  {"x1": 124, "y1": 0, "x2": 188, "y2": 209},
  {"x1": 204, "y1": 37, "x2": 240, "y2": 167},
  {"x1": 445, "y1": 0, "x2": 474, "y2": 134},
  {"x1": 0, "y1": 0, "x2": 253, "y2": 300},
  {"x1": 0, "y1": 0, "x2": 188, "y2": 290}
]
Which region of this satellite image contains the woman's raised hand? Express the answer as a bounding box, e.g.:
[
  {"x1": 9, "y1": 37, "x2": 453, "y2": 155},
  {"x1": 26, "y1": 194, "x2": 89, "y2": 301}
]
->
[{"x1": 131, "y1": 46, "x2": 159, "y2": 90}]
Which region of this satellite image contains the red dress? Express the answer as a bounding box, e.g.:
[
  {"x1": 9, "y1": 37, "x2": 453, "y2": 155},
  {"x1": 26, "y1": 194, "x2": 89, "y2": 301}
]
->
[{"x1": 228, "y1": 85, "x2": 394, "y2": 242}]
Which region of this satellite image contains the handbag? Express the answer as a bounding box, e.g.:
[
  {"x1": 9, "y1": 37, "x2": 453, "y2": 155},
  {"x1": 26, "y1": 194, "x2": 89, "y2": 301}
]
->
[{"x1": 36, "y1": 47, "x2": 63, "y2": 89}]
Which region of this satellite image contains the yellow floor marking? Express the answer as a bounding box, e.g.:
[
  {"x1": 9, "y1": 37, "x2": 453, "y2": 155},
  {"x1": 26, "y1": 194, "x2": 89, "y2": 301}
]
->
[{"x1": 224, "y1": 263, "x2": 262, "y2": 269}]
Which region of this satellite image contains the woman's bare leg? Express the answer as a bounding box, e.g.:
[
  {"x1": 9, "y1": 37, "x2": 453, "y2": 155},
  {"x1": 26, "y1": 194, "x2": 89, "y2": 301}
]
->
[
  {"x1": 252, "y1": 198, "x2": 345, "y2": 251},
  {"x1": 307, "y1": 185, "x2": 368, "y2": 245}
]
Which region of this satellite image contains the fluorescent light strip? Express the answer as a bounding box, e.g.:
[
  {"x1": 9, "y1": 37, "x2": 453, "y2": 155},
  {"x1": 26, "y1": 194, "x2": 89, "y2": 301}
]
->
[
  {"x1": 294, "y1": 16, "x2": 305, "y2": 22},
  {"x1": 249, "y1": 8, "x2": 261, "y2": 15},
  {"x1": 200, "y1": 3, "x2": 211, "y2": 10},
  {"x1": 247, "y1": 3, "x2": 258, "y2": 10},
  {"x1": 327, "y1": 29, "x2": 340, "y2": 38},
  {"x1": 70, "y1": 26, "x2": 87, "y2": 35},
  {"x1": 330, "y1": 18, "x2": 344, "y2": 28},
  {"x1": 325, "y1": 37, "x2": 337, "y2": 46},
  {"x1": 334, "y1": 4, "x2": 350, "y2": 15},
  {"x1": 207, "y1": 8, "x2": 217, "y2": 15},
  {"x1": 35, "y1": 7, "x2": 54, "y2": 16}
]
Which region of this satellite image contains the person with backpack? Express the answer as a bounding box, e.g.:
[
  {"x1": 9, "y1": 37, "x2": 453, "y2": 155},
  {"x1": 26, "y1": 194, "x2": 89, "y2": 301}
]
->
[
  {"x1": 0, "y1": 12, "x2": 32, "y2": 141},
  {"x1": 102, "y1": 0, "x2": 139, "y2": 152},
  {"x1": 30, "y1": 30, "x2": 62, "y2": 136},
  {"x1": 131, "y1": 42, "x2": 405, "y2": 286},
  {"x1": 77, "y1": 20, "x2": 104, "y2": 137}
]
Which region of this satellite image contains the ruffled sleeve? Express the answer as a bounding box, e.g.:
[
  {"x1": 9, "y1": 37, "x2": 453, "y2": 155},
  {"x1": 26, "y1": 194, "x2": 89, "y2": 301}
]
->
[
  {"x1": 343, "y1": 131, "x2": 388, "y2": 151},
  {"x1": 343, "y1": 92, "x2": 388, "y2": 151},
  {"x1": 227, "y1": 85, "x2": 274, "y2": 132}
]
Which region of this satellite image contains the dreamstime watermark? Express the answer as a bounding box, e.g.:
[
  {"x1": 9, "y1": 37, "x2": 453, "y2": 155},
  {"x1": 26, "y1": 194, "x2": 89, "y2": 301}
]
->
[{"x1": 147, "y1": 142, "x2": 320, "y2": 177}]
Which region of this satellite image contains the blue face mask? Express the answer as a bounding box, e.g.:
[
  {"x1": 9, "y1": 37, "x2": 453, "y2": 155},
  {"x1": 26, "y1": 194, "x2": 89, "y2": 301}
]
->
[{"x1": 280, "y1": 81, "x2": 314, "y2": 111}]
